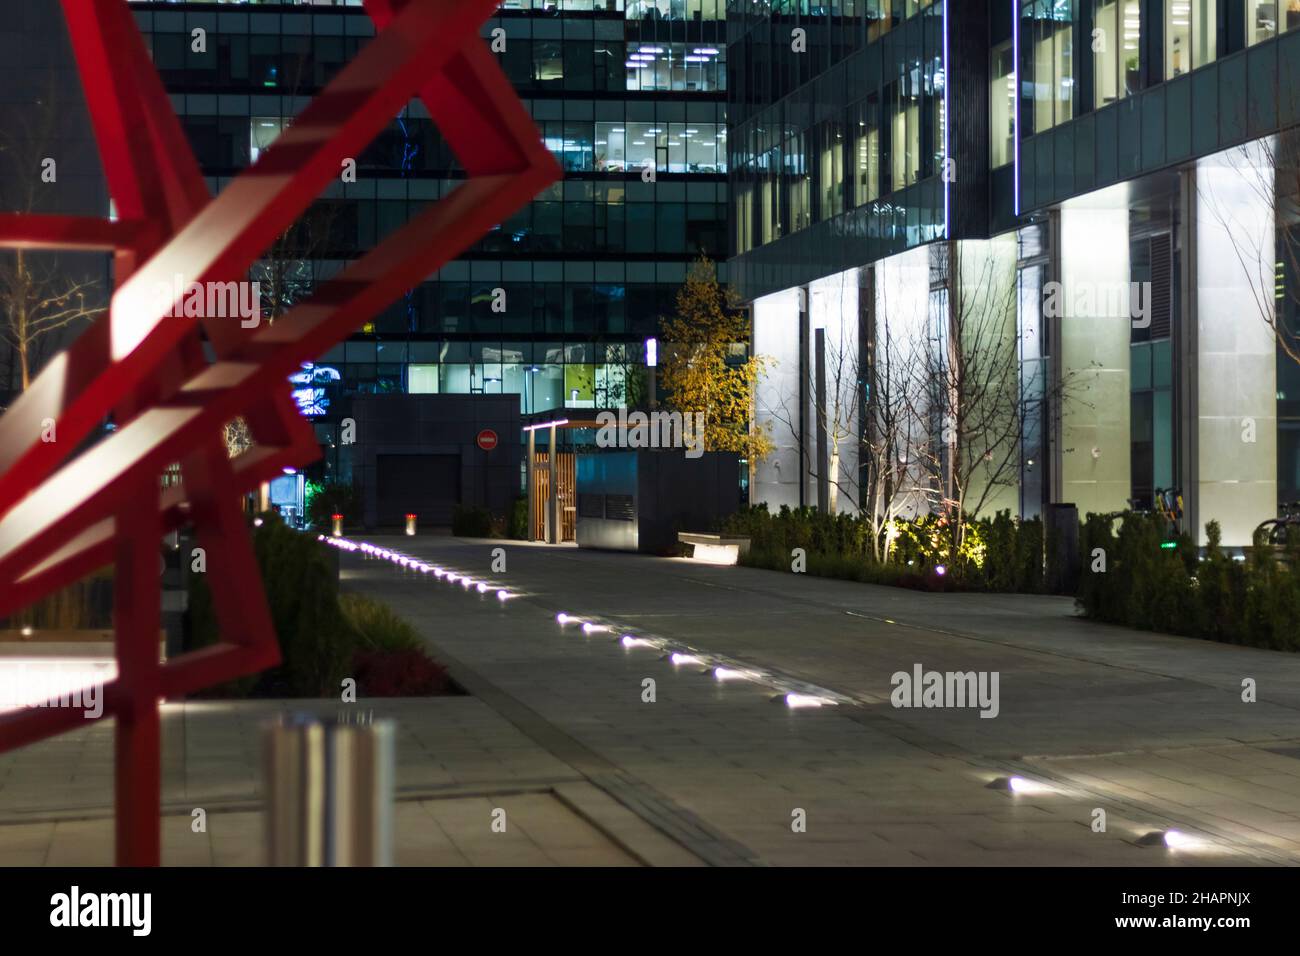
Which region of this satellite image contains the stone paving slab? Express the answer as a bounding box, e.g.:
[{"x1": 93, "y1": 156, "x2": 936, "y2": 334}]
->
[
  {"x1": 0, "y1": 697, "x2": 699, "y2": 866},
  {"x1": 0, "y1": 789, "x2": 645, "y2": 867}
]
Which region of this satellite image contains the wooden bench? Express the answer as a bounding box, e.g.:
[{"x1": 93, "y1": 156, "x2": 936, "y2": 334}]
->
[{"x1": 677, "y1": 532, "x2": 750, "y2": 565}]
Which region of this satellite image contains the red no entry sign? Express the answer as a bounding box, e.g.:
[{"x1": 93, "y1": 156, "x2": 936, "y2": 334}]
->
[{"x1": 476, "y1": 428, "x2": 498, "y2": 451}]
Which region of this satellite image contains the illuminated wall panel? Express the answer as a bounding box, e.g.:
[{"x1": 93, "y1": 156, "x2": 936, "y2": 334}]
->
[
  {"x1": 1058, "y1": 187, "x2": 1133, "y2": 516},
  {"x1": 752, "y1": 287, "x2": 806, "y2": 511},
  {"x1": 1195, "y1": 142, "x2": 1277, "y2": 546}
]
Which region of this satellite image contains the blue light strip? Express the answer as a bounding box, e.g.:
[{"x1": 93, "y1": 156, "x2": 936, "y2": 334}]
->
[
  {"x1": 943, "y1": 0, "x2": 951, "y2": 239},
  {"x1": 1013, "y1": 0, "x2": 1021, "y2": 216}
]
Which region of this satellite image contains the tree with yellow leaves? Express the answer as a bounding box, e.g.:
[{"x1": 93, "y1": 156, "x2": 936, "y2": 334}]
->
[{"x1": 658, "y1": 256, "x2": 773, "y2": 460}]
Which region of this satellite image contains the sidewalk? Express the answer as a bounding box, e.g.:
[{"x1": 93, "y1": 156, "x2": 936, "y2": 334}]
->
[
  {"x1": 332, "y1": 536, "x2": 1300, "y2": 865},
  {"x1": 0, "y1": 698, "x2": 699, "y2": 866},
  {"x1": 7, "y1": 536, "x2": 1300, "y2": 866}
]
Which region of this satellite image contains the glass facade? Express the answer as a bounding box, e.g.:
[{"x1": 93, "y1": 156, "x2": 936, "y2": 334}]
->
[
  {"x1": 131, "y1": 0, "x2": 726, "y2": 476},
  {"x1": 732, "y1": 2, "x2": 1300, "y2": 544},
  {"x1": 729, "y1": 0, "x2": 945, "y2": 256}
]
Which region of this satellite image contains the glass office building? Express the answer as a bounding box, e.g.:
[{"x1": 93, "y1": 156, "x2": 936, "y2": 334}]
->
[
  {"x1": 127, "y1": 0, "x2": 728, "y2": 486},
  {"x1": 729, "y1": 0, "x2": 1300, "y2": 546}
]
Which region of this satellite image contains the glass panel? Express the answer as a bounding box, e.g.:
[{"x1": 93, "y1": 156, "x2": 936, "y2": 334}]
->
[
  {"x1": 1093, "y1": 1, "x2": 1138, "y2": 105},
  {"x1": 408, "y1": 364, "x2": 439, "y2": 394},
  {"x1": 991, "y1": 42, "x2": 1015, "y2": 167}
]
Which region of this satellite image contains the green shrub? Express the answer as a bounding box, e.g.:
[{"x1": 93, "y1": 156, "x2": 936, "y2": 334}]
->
[
  {"x1": 452, "y1": 504, "x2": 494, "y2": 537},
  {"x1": 187, "y1": 512, "x2": 358, "y2": 696},
  {"x1": 185, "y1": 515, "x2": 459, "y2": 695},
  {"x1": 1076, "y1": 512, "x2": 1300, "y2": 651},
  {"x1": 306, "y1": 481, "x2": 360, "y2": 532},
  {"x1": 340, "y1": 592, "x2": 424, "y2": 654},
  {"x1": 506, "y1": 496, "x2": 529, "y2": 540}
]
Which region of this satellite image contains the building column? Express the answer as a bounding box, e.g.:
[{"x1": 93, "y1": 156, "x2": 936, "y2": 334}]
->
[
  {"x1": 1057, "y1": 190, "x2": 1133, "y2": 516},
  {"x1": 752, "y1": 287, "x2": 805, "y2": 511},
  {"x1": 1190, "y1": 142, "x2": 1278, "y2": 546},
  {"x1": 547, "y1": 423, "x2": 558, "y2": 544},
  {"x1": 526, "y1": 427, "x2": 536, "y2": 542}
]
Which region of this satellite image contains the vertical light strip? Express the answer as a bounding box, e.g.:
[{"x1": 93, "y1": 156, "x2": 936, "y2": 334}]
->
[
  {"x1": 1013, "y1": 0, "x2": 1021, "y2": 216},
  {"x1": 943, "y1": 0, "x2": 951, "y2": 238}
]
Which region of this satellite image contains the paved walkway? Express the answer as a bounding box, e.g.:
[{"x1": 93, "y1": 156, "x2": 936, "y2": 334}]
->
[
  {"x1": 0, "y1": 698, "x2": 696, "y2": 866},
  {"x1": 7, "y1": 535, "x2": 1300, "y2": 866},
  {"x1": 331, "y1": 536, "x2": 1300, "y2": 865}
]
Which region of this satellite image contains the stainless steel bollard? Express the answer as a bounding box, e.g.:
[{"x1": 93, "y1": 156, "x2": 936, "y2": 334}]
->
[{"x1": 264, "y1": 713, "x2": 395, "y2": 866}]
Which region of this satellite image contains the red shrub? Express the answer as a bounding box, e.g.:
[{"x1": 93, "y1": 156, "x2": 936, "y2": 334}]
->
[{"x1": 352, "y1": 649, "x2": 453, "y2": 697}]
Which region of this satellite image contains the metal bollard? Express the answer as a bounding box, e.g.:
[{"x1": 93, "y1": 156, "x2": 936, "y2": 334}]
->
[
  {"x1": 331, "y1": 513, "x2": 343, "y2": 537},
  {"x1": 264, "y1": 713, "x2": 395, "y2": 866},
  {"x1": 405, "y1": 512, "x2": 417, "y2": 536}
]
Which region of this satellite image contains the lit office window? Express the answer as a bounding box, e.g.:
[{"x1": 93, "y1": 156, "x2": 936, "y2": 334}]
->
[
  {"x1": 867, "y1": 0, "x2": 896, "y2": 41},
  {"x1": 408, "y1": 365, "x2": 439, "y2": 394},
  {"x1": 1022, "y1": 0, "x2": 1075, "y2": 134},
  {"x1": 891, "y1": 63, "x2": 921, "y2": 189},
  {"x1": 990, "y1": 42, "x2": 1015, "y2": 167},
  {"x1": 1093, "y1": 0, "x2": 1141, "y2": 106},
  {"x1": 1165, "y1": 0, "x2": 1215, "y2": 78},
  {"x1": 1247, "y1": 1, "x2": 1300, "y2": 43},
  {"x1": 625, "y1": 42, "x2": 723, "y2": 92},
  {"x1": 785, "y1": 132, "x2": 811, "y2": 234},
  {"x1": 852, "y1": 95, "x2": 881, "y2": 205},
  {"x1": 817, "y1": 121, "x2": 845, "y2": 222},
  {"x1": 249, "y1": 117, "x2": 286, "y2": 164}
]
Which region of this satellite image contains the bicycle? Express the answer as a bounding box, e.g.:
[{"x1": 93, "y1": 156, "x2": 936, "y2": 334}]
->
[{"x1": 1255, "y1": 501, "x2": 1300, "y2": 546}]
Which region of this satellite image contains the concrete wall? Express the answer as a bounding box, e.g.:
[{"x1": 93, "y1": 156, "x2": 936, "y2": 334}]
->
[
  {"x1": 347, "y1": 394, "x2": 520, "y2": 531},
  {"x1": 576, "y1": 450, "x2": 741, "y2": 554}
]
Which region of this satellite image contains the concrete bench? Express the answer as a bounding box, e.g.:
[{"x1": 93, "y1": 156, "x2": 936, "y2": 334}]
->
[{"x1": 677, "y1": 532, "x2": 750, "y2": 565}]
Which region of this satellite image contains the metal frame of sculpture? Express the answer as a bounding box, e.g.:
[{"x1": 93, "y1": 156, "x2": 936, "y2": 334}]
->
[{"x1": 0, "y1": 0, "x2": 559, "y2": 865}]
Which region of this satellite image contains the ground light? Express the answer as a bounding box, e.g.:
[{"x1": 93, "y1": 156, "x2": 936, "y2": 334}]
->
[
  {"x1": 476, "y1": 582, "x2": 489, "y2": 593},
  {"x1": 669, "y1": 653, "x2": 702, "y2": 666},
  {"x1": 987, "y1": 775, "x2": 1054, "y2": 795},
  {"x1": 582, "y1": 622, "x2": 608, "y2": 634},
  {"x1": 780, "y1": 693, "x2": 833, "y2": 709},
  {"x1": 620, "y1": 635, "x2": 653, "y2": 648},
  {"x1": 1137, "y1": 828, "x2": 1203, "y2": 850},
  {"x1": 712, "y1": 667, "x2": 759, "y2": 682},
  {"x1": 497, "y1": 590, "x2": 510, "y2": 601}
]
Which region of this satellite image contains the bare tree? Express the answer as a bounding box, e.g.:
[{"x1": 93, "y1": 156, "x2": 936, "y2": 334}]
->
[
  {"x1": 769, "y1": 269, "x2": 926, "y2": 561},
  {"x1": 862, "y1": 277, "x2": 929, "y2": 562},
  {"x1": 1202, "y1": 132, "x2": 1300, "y2": 368},
  {"x1": 770, "y1": 273, "x2": 861, "y2": 516},
  {"x1": 918, "y1": 240, "x2": 1045, "y2": 557},
  {"x1": 0, "y1": 83, "x2": 104, "y2": 391}
]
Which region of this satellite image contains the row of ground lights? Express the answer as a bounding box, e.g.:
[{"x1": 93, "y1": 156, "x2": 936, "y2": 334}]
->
[
  {"x1": 320, "y1": 535, "x2": 519, "y2": 603},
  {"x1": 320, "y1": 533, "x2": 1223, "y2": 854},
  {"x1": 553, "y1": 611, "x2": 847, "y2": 710}
]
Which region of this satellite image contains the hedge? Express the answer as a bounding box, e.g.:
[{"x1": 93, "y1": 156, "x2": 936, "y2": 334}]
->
[
  {"x1": 721, "y1": 504, "x2": 1049, "y2": 593},
  {"x1": 185, "y1": 513, "x2": 453, "y2": 696},
  {"x1": 1078, "y1": 514, "x2": 1300, "y2": 651}
]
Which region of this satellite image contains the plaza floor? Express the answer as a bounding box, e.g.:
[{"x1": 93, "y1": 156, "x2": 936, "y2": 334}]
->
[{"x1": 4, "y1": 536, "x2": 1300, "y2": 866}]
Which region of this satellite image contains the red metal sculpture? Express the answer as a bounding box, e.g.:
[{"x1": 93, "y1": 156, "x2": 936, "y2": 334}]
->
[{"x1": 0, "y1": 0, "x2": 558, "y2": 865}]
